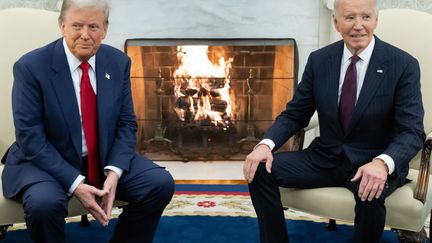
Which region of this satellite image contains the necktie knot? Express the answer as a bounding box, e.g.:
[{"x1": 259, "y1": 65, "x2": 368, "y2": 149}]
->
[
  {"x1": 350, "y1": 55, "x2": 360, "y2": 65},
  {"x1": 79, "y1": 61, "x2": 90, "y2": 73}
]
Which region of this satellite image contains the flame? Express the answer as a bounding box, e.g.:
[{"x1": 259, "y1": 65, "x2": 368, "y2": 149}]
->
[{"x1": 173, "y1": 45, "x2": 233, "y2": 126}]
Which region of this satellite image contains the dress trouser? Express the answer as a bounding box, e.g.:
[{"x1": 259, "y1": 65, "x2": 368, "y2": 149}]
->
[
  {"x1": 21, "y1": 155, "x2": 174, "y2": 243},
  {"x1": 248, "y1": 149, "x2": 400, "y2": 243}
]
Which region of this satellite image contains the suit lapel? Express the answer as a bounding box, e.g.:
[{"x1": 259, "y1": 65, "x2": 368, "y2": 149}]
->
[
  {"x1": 327, "y1": 47, "x2": 344, "y2": 134},
  {"x1": 322, "y1": 41, "x2": 345, "y2": 137},
  {"x1": 95, "y1": 50, "x2": 115, "y2": 163},
  {"x1": 49, "y1": 39, "x2": 82, "y2": 159},
  {"x1": 348, "y1": 38, "x2": 388, "y2": 133}
]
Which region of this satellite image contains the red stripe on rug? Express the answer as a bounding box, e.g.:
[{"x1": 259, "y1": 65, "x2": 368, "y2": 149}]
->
[{"x1": 175, "y1": 191, "x2": 250, "y2": 196}]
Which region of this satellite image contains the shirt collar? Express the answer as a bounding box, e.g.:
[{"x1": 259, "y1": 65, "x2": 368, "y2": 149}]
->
[
  {"x1": 62, "y1": 38, "x2": 96, "y2": 72},
  {"x1": 342, "y1": 36, "x2": 375, "y2": 64}
]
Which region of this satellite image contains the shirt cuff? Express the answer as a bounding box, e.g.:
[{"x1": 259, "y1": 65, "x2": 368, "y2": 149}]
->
[
  {"x1": 104, "y1": 166, "x2": 124, "y2": 178},
  {"x1": 375, "y1": 154, "x2": 395, "y2": 175},
  {"x1": 255, "y1": 139, "x2": 275, "y2": 151},
  {"x1": 68, "y1": 174, "x2": 85, "y2": 196}
]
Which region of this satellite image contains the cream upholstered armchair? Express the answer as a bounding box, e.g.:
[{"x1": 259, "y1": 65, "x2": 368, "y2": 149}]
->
[
  {"x1": 280, "y1": 9, "x2": 432, "y2": 243},
  {"x1": 0, "y1": 8, "x2": 125, "y2": 239},
  {"x1": 0, "y1": 7, "x2": 86, "y2": 238}
]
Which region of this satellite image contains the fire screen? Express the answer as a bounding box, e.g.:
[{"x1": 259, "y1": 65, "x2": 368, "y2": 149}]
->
[{"x1": 125, "y1": 39, "x2": 297, "y2": 161}]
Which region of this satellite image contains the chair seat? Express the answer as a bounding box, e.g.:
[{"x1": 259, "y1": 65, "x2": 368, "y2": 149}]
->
[
  {"x1": 280, "y1": 169, "x2": 432, "y2": 232},
  {"x1": 0, "y1": 165, "x2": 126, "y2": 225}
]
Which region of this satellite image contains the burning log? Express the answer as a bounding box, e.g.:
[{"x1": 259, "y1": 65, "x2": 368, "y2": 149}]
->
[
  {"x1": 207, "y1": 77, "x2": 226, "y2": 89},
  {"x1": 211, "y1": 99, "x2": 227, "y2": 112},
  {"x1": 175, "y1": 96, "x2": 191, "y2": 110},
  {"x1": 198, "y1": 87, "x2": 208, "y2": 97},
  {"x1": 184, "y1": 110, "x2": 194, "y2": 123},
  {"x1": 200, "y1": 116, "x2": 213, "y2": 126},
  {"x1": 184, "y1": 88, "x2": 198, "y2": 96},
  {"x1": 209, "y1": 90, "x2": 220, "y2": 98},
  {"x1": 172, "y1": 45, "x2": 234, "y2": 127}
]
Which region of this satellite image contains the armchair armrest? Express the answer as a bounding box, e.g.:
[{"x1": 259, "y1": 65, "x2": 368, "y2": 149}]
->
[
  {"x1": 291, "y1": 112, "x2": 318, "y2": 151},
  {"x1": 304, "y1": 112, "x2": 319, "y2": 131},
  {"x1": 290, "y1": 115, "x2": 431, "y2": 204},
  {"x1": 414, "y1": 132, "x2": 432, "y2": 203}
]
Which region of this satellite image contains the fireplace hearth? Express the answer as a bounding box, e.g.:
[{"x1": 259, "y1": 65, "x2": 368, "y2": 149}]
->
[{"x1": 125, "y1": 39, "x2": 297, "y2": 161}]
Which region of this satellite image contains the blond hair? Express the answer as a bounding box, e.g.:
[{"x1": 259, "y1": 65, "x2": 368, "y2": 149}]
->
[{"x1": 58, "y1": 0, "x2": 110, "y2": 25}]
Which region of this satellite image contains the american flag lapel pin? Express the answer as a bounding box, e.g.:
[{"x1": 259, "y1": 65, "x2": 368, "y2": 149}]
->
[
  {"x1": 377, "y1": 69, "x2": 383, "y2": 73},
  {"x1": 105, "y1": 73, "x2": 110, "y2": 79}
]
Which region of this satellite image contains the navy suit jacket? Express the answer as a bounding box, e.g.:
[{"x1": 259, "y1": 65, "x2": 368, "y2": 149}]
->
[
  {"x1": 2, "y1": 38, "x2": 137, "y2": 198},
  {"x1": 265, "y1": 36, "x2": 425, "y2": 183}
]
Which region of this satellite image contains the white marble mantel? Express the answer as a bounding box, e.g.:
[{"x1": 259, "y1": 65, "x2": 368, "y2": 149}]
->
[
  {"x1": 1, "y1": 0, "x2": 432, "y2": 75},
  {"x1": 0, "y1": 0, "x2": 323, "y2": 76}
]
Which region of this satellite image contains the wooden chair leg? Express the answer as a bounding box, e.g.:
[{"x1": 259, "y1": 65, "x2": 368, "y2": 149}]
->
[
  {"x1": 0, "y1": 225, "x2": 11, "y2": 239},
  {"x1": 80, "y1": 214, "x2": 91, "y2": 227},
  {"x1": 396, "y1": 228, "x2": 427, "y2": 243},
  {"x1": 327, "y1": 219, "x2": 337, "y2": 231}
]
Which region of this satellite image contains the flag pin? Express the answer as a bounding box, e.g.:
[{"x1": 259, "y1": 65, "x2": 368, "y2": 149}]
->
[
  {"x1": 377, "y1": 69, "x2": 383, "y2": 73},
  {"x1": 105, "y1": 73, "x2": 110, "y2": 79}
]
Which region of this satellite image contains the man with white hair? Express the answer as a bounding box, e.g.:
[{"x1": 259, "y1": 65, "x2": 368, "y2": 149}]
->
[{"x1": 244, "y1": 0, "x2": 425, "y2": 242}]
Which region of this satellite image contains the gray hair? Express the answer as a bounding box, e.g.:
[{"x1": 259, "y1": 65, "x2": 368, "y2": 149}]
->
[
  {"x1": 333, "y1": 0, "x2": 378, "y2": 16},
  {"x1": 58, "y1": 0, "x2": 110, "y2": 25}
]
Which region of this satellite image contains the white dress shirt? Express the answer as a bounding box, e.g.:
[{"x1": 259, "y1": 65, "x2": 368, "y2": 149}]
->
[
  {"x1": 258, "y1": 37, "x2": 395, "y2": 174},
  {"x1": 63, "y1": 39, "x2": 123, "y2": 195}
]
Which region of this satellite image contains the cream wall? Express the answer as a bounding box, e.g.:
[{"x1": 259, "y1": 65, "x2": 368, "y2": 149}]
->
[{"x1": 1, "y1": 0, "x2": 432, "y2": 75}]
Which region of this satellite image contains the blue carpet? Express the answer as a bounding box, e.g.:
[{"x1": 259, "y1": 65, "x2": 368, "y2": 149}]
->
[{"x1": 2, "y1": 216, "x2": 399, "y2": 242}]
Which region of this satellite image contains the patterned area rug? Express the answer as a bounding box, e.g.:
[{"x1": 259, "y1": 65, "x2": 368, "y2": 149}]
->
[
  {"x1": 169, "y1": 183, "x2": 430, "y2": 224},
  {"x1": 166, "y1": 184, "x2": 333, "y2": 222},
  {"x1": 165, "y1": 184, "x2": 254, "y2": 217},
  {"x1": 166, "y1": 184, "x2": 429, "y2": 238},
  {"x1": 165, "y1": 184, "x2": 330, "y2": 222},
  {"x1": 3, "y1": 184, "x2": 428, "y2": 242}
]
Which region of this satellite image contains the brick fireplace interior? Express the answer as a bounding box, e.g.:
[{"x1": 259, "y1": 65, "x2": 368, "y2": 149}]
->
[{"x1": 125, "y1": 39, "x2": 297, "y2": 161}]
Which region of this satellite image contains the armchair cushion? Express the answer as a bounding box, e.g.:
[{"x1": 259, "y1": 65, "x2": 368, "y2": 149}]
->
[
  {"x1": 0, "y1": 8, "x2": 60, "y2": 156},
  {"x1": 280, "y1": 169, "x2": 432, "y2": 232}
]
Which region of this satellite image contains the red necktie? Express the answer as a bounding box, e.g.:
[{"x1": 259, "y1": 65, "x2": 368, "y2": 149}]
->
[
  {"x1": 339, "y1": 55, "x2": 360, "y2": 132},
  {"x1": 80, "y1": 61, "x2": 102, "y2": 188}
]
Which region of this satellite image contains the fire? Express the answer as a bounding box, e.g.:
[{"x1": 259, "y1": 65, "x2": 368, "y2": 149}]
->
[{"x1": 173, "y1": 45, "x2": 234, "y2": 126}]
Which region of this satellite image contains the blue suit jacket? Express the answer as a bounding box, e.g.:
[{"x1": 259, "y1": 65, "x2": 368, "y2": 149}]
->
[
  {"x1": 265, "y1": 36, "x2": 425, "y2": 183},
  {"x1": 2, "y1": 38, "x2": 137, "y2": 198}
]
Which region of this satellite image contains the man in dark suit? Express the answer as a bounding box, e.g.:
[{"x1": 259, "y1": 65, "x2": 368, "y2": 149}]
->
[
  {"x1": 243, "y1": 0, "x2": 425, "y2": 242},
  {"x1": 1, "y1": 0, "x2": 174, "y2": 242}
]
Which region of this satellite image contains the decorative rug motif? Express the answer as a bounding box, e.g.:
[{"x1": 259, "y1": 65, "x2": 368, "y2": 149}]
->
[
  {"x1": 4, "y1": 183, "x2": 429, "y2": 241},
  {"x1": 165, "y1": 184, "x2": 342, "y2": 223},
  {"x1": 164, "y1": 187, "x2": 254, "y2": 217},
  {"x1": 166, "y1": 183, "x2": 430, "y2": 234}
]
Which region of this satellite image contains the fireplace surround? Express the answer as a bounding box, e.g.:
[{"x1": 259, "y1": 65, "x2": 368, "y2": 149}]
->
[{"x1": 125, "y1": 38, "x2": 298, "y2": 161}]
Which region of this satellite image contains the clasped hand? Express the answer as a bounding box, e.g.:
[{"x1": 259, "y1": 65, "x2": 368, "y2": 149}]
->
[
  {"x1": 351, "y1": 159, "x2": 388, "y2": 201},
  {"x1": 73, "y1": 171, "x2": 119, "y2": 226}
]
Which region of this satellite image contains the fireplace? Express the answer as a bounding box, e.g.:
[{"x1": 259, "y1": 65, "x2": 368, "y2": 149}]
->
[{"x1": 125, "y1": 39, "x2": 298, "y2": 161}]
